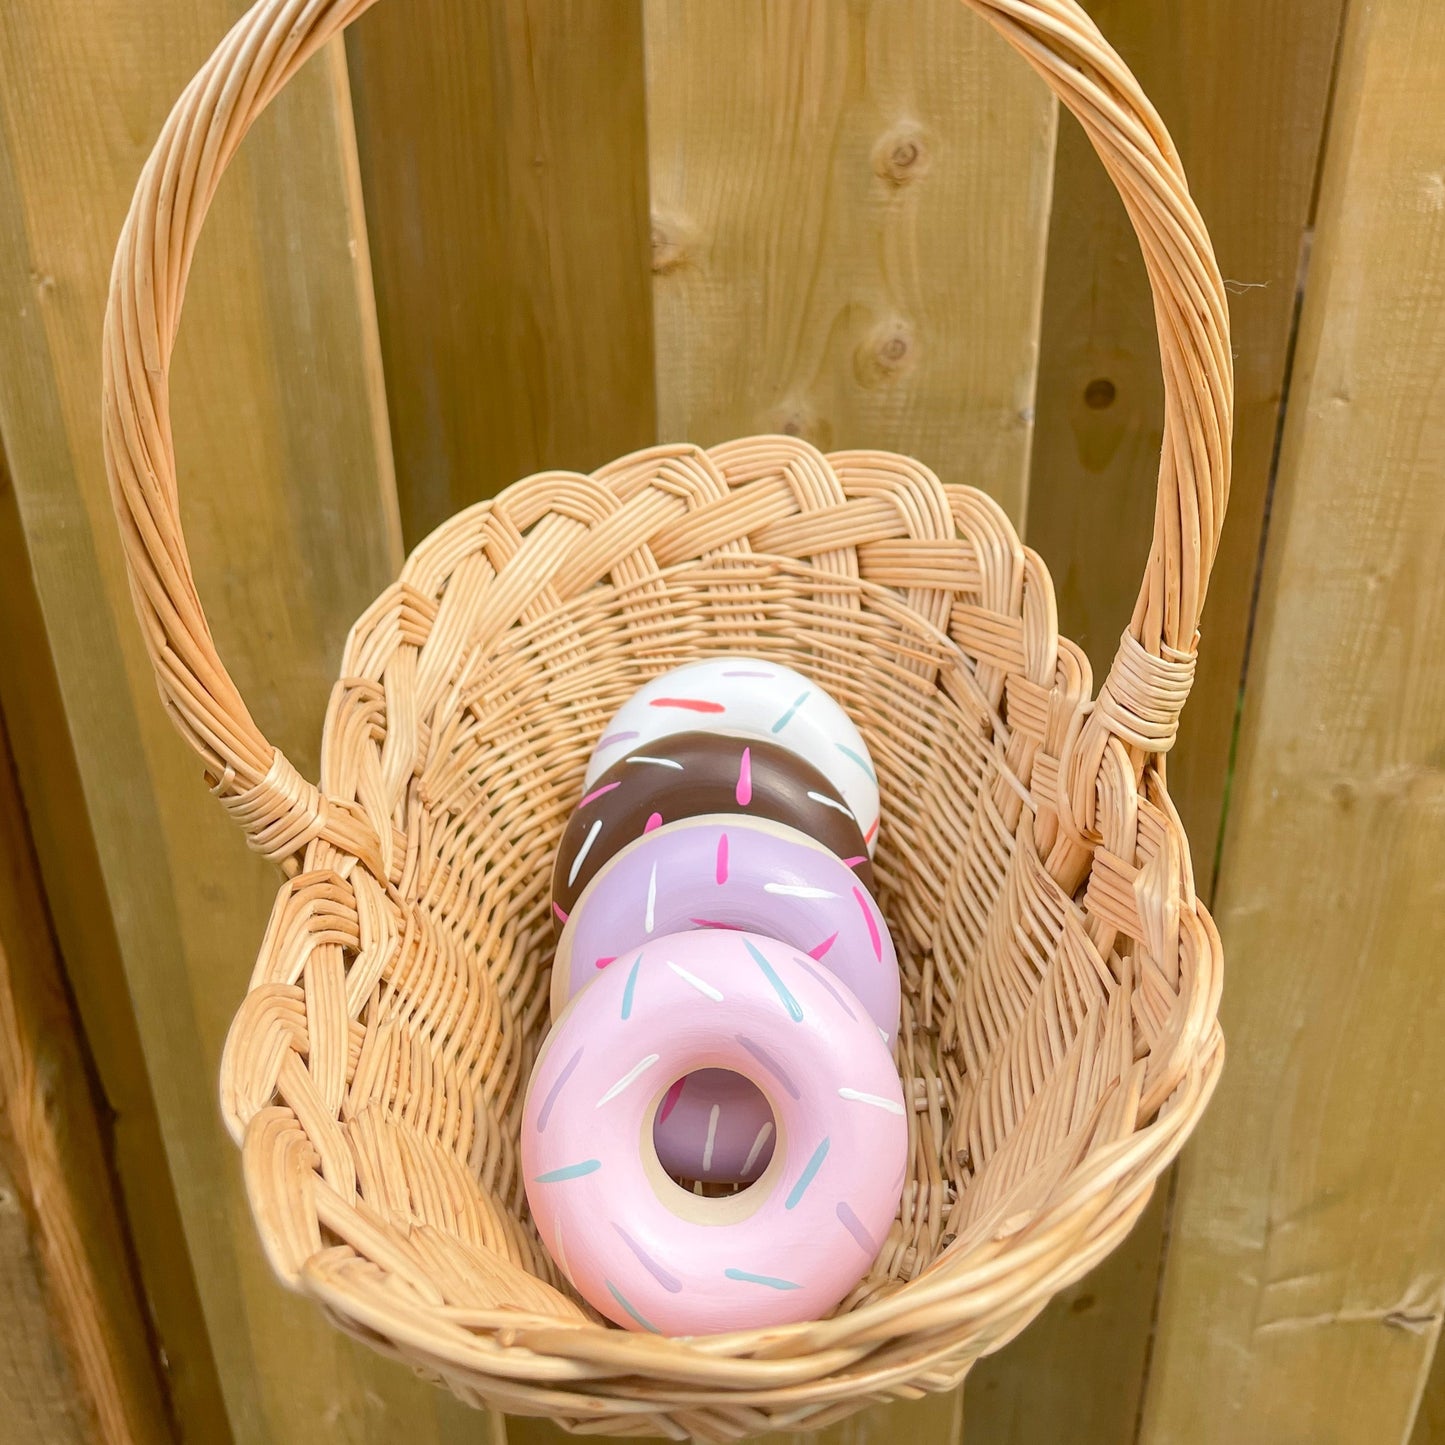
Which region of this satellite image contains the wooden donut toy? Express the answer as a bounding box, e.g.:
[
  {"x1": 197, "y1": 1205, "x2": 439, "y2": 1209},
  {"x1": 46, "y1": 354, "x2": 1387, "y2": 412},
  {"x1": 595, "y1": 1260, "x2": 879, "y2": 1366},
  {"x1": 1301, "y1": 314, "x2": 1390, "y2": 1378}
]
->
[
  {"x1": 551, "y1": 730, "x2": 875, "y2": 932},
  {"x1": 584, "y1": 658, "x2": 881, "y2": 852},
  {"x1": 552, "y1": 815, "x2": 898, "y2": 1181},
  {"x1": 523, "y1": 927, "x2": 907, "y2": 1335}
]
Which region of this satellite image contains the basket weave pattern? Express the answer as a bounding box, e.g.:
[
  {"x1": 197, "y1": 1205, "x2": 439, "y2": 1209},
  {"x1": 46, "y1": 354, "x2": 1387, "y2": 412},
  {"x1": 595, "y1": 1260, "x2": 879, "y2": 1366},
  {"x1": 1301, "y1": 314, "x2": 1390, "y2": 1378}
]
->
[{"x1": 103, "y1": 1, "x2": 1230, "y2": 1438}]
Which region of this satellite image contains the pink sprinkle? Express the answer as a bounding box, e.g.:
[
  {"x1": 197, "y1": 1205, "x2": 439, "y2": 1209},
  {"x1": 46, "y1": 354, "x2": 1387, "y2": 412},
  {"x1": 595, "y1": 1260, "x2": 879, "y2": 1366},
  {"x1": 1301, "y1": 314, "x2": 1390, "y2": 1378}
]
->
[
  {"x1": 598, "y1": 730, "x2": 639, "y2": 750},
  {"x1": 736, "y1": 747, "x2": 753, "y2": 807},
  {"x1": 843, "y1": 856, "x2": 867, "y2": 868},
  {"x1": 854, "y1": 887, "x2": 883, "y2": 962},
  {"x1": 649, "y1": 697, "x2": 725, "y2": 713},
  {"x1": 644, "y1": 811, "x2": 664, "y2": 833},
  {"x1": 689, "y1": 918, "x2": 742, "y2": 931},
  {"x1": 864, "y1": 815, "x2": 880, "y2": 845},
  {"x1": 578, "y1": 780, "x2": 622, "y2": 809},
  {"x1": 808, "y1": 932, "x2": 839, "y2": 961},
  {"x1": 552, "y1": 902, "x2": 569, "y2": 924},
  {"x1": 658, "y1": 1077, "x2": 686, "y2": 1123},
  {"x1": 716, "y1": 833, "x2": 729, "y2": 884},
  {"x1": 594, "y1": 955, "x2": 617, "y2": 970}
]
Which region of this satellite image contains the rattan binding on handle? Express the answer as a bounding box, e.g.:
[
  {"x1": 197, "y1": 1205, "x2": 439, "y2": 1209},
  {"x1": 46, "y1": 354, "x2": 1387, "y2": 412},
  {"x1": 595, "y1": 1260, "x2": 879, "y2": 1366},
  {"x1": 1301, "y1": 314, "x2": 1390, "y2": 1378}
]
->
[{"x1": 102, "y1": 0, "x2": 1231, "y2": 869}]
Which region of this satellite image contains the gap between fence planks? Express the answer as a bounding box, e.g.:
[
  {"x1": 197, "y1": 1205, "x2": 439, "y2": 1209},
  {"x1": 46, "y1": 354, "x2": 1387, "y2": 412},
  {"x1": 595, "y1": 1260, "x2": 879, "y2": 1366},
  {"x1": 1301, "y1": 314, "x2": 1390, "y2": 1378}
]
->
[
  {"x1": 1022, "y1": 0, "x2": 1347, "y2": 887},
  {"x1": 1414, "y1": 1351, "x2": 1445, "y2": 1445},
  {"x1": 345, "y1": 0, "x2": 658, "y2": 549},
  {"x1": 0, "y1": 151, "x2": 231, "y2": 1445},
  {"x1": 1137, "y1": 0, "x2": 1445, "y2": 1439},
  {"x1": 0, "y1": 6, "x2": 482, "y2": 1441},
  {"x1": 971, "y1": 2, "x2": 1348, "y2": 1439},
  {"x1": 0, "y1": 695, "x2": 173, "y2": 1444}
]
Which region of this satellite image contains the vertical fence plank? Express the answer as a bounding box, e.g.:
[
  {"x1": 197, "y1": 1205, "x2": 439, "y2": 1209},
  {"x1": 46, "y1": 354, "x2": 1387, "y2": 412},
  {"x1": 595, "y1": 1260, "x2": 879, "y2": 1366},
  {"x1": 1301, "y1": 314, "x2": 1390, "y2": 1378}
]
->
[
  {"x1": 1137, "y1": 1, "x2": 1445, "y2": 1439},
  {"x1": 0, "y1": 698, "x2": 173, "y2": 1444},
  {"x1": 345, "y1": 0, "x2": 656, "y2": 549},
  {"x1": 0, "y1": 1156, "x2": 89, "y2": 1445},
  {"x1": 1024, "y1": 0, "x2": 1346, "y2": 876},
  {"x1": 641, "y1": 5, "x2": 1054, "y2": 1441},
  {"x1": 645, "y1": 0, "x2": 1056, "y2": 522},
  {"x1": 0, "y1": 6, "x2": 483, "y2": 1441},
  {"x1": 968, "y1": 3, "x2": 1346, "y2": 1438},
  {"x1": 0, "y1": 421, "x2": 232, "y2": 1443}
]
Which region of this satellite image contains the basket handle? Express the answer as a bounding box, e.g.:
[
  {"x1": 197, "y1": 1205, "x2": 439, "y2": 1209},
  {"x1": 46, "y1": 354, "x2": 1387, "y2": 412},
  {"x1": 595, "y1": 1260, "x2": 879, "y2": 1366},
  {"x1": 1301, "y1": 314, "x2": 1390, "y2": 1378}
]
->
[{"x1": 103, "y1": 0, "x2": 1231, "y2": 867}]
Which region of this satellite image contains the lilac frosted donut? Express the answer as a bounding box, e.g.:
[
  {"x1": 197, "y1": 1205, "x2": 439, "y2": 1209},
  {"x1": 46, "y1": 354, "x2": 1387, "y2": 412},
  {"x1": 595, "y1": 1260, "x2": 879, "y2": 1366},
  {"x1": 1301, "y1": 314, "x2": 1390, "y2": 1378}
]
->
[
  {"x1": 553, "y1": 815, "x2": 898, "y2": 1181},
  {"x1": 523, "y1": 928, "x2": 908, "y2": 1335},
  {"x1": 585, "y1": 658, "x2": 881, "y2": 852}
]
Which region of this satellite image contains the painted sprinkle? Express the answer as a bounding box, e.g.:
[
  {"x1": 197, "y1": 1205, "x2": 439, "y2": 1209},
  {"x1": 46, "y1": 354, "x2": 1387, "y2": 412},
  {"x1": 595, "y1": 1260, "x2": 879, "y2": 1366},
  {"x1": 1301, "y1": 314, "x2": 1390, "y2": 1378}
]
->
[
  {"x1": 724, "y1": 1268, "x2": 800, "y2": 1291},
  {"x1": 536, "y1": 1047, "x2": 584, "y2": 1132},
  {"x1": 736, "y1": 747, "x2": 753, "y2": 806},
  {"x1": 854, "y1": 887, "x2": 884, "y2": 961},
  {"x1": 606, "y1": 1280, "x2": 660, "y2": 1332},
  {"x1": 533, "y1": 1159, "x2": 600, "y2": 1183},
  {"x1": 744, "y1": 939, "x2": 803, "y2": 1021},
  {"x1": 770, "y1": 689, "x2": 811, "y2": 734},
  {"x1": 578, "y1": 780, "x2": 622, "y2": 809},
  {"x1": 621, "y1": 954, "x2": 642, "y2": 1020},
  {"x1": 786, "y1": 1137, "x2": 831, "y2": 1210},
  {"x1": 649, "y1": 697, "x2": 725, "y2": 713}
]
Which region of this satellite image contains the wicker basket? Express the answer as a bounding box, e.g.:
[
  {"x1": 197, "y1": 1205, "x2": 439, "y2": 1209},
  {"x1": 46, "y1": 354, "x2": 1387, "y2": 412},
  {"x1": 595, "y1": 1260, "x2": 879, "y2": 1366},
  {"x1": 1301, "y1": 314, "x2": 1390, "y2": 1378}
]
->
[{"x1": 102, "y1": 0, "x2": 1229, "y2": 1437}]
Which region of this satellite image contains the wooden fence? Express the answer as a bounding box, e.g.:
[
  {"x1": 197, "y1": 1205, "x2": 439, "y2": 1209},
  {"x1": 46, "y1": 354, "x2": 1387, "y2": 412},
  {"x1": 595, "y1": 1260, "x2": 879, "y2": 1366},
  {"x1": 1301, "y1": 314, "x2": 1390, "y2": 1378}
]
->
[{"x1": 0, "y1": 1, "x2": 1440, "y2": 1441}]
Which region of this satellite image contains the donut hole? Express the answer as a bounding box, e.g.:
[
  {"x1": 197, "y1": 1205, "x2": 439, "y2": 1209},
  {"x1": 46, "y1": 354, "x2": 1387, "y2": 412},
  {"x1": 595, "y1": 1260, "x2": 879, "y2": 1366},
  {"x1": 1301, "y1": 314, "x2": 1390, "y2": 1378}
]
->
[{"x1": 651, "y1": 1069, "x2": 777, "y2": 1194}]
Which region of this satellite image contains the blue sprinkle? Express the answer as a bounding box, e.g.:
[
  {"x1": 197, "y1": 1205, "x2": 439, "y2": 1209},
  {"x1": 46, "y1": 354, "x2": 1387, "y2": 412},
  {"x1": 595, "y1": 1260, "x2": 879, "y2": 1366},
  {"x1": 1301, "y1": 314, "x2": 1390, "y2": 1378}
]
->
[
  {"x1": 744, "y1": 939, "x2": 804, "y2": 1022},
  {"x1": 621, "y1": 953, "x2": 643, "y2": 1020},
  {"x1": 785, "y1": 1137, "x2": 831, "y2": 1210},
  {"x1": 725, "y1": 1268, "x2": 800, "y2": 1291},
  {"x1": 533, "y1": 1159, "x2": 601, "y2": 1183},
  {"x1": 606, "y1": 1279, "x2": 660, "y2": 1332},
  {"x1": 770, "y1": 689, "x2": 811, "y2": 734},
  {"x1": 835, "y1": 742, "x2": 878, "y2": 783}
]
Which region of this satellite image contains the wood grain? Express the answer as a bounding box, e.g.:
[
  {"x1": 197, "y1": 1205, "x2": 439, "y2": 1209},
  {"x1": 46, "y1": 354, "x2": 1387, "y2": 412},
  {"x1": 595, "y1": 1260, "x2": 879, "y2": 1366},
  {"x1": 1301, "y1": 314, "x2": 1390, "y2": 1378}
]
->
[
  {"x1": 1413, "y1": 1347, "x2": 1445, "y2": 1444},
  {"x1": 1139, "y1": 0, "x2": 1445, "y2": 1439},
  {"x1": 0, "y1": 700, "x2": 173, "y2": 1443},
  {"x1": 644, "y1": 0, "x2": 1057, "y2": 523},
  {"x1": 0, "y1": 1157, "x2": 89, "y2": 1445},
  {"x1": 0, "y1": 362, "x2": 232, "y2": 1445},
  {"x1": 0, "y1": 5, "x2": 477, "y2": 1441},
  {"x1": 971, "y1": 4, "x2": 1346, "y2": 1435},
  {"x1": 345, "y1": 0, "x2": 656, "y2": 549}
]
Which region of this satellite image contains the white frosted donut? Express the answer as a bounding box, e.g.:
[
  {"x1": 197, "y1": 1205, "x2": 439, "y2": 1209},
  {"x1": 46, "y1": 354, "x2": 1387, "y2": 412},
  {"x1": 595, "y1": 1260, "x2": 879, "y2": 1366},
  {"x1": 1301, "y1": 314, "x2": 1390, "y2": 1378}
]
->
[
  {"x1": 585, "y1": 658, "x2": 881, "y2": 851},
  {"x1": 523, "y1": 928, "x2": 907, "y2": 1335}
]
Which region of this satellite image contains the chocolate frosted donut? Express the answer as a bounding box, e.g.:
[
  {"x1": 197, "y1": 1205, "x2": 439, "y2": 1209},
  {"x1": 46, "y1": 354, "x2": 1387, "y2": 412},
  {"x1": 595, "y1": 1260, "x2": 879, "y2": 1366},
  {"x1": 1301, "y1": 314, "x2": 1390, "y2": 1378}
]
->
[{"x1": 551, "y1": 731, "x2": 874, "y2": 932}]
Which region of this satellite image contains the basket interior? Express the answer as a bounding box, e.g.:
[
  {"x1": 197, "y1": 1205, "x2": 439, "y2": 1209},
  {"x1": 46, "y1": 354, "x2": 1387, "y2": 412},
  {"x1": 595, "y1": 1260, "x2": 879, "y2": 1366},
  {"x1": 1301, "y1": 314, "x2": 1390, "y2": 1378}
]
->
[{"x1": 225, "y1": 440, "x2": 1215, "y2": 1358}]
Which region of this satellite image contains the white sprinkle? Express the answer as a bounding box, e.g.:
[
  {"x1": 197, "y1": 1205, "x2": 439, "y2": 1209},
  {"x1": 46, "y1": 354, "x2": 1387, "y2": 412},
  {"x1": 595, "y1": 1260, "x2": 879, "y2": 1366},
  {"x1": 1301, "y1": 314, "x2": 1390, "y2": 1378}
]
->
[
  {"x1": 645, "y1": 863, "x2": 658, "y2": 933},
  {"x1": 626, "y1": 755, "x2": 685, "y2": 770},
  {"x1": 567, "y1": 818, "x2": 603, "y2": 886},
  {"x1": 742, "y1": 1121, "x2": 774, "y2": 1175},
  {"x1": 597, "y1": 1053, "x2": 660, "y2": 1106},
  {"x1": 667, "y1": 960, "x2": 723, "y2": 1001},
  {"x1": 838, "y1": 1087, "x2": 905, "y2": 1115},
  {"x1": 763, "y1": 882, "x2": 838, "y2": 899},
  {"x1": 806, "y1": 790, "x2": 856, "y2": 820},
  {"x1": 702, "y1": 1105, "x2": 721, "y2": 1172}
]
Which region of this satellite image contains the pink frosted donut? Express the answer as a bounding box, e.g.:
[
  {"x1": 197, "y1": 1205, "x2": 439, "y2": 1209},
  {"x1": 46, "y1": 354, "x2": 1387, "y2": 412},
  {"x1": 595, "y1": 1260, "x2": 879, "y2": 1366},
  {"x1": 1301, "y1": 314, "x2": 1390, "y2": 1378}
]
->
[
  {"x1": 585, "y1": 658, "x2": 881, "y2": 852},
  {"x1": 552, "y1": 815, "x2": 899, "y2": 1181},
  {"x1": 523, "y1": 928, "x2": 908, "y2": 1335}
]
